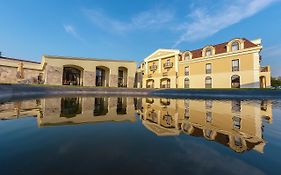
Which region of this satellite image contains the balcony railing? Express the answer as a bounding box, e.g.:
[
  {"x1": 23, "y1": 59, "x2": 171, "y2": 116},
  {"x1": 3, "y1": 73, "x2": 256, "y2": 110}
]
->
[
  {"x1": 185, "y1": 71, "x2": 189, "y2": 76},
  {"x1": 148, "y1": 74, "x2": 152, "y2": 78},
  {"x1": 162, "y1": 72, "x2": 168, "y2": 76},
  {"x1": 163, "y1": 62, "x2": 173, "y2": 69},
  {"x1": 149, "y1": 64, "x2": 158, "y2": 71},
  {"x1": 260, "y1": 66, "x2": 269, "y2": 72}
]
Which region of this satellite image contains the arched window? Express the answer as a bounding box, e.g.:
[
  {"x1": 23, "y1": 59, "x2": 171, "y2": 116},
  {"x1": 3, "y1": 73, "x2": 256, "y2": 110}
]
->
[
  {"x1": 205, "y1": 48, "x2": 212, "y2": 56},
  {"x1": 231, "y1": 75, "x2": 240, "y2": 88},
  {"x1": 185, "y1": 53, "x2": 190, "y2": 60},
  {"x1": 184, "y1": 77, "x2": 190, "y2": 88},
  {"x1": 231, "y1": 42, "x2": 239, "y2": 51},
  {"x1": 205, "y1": 76, "x2": 212, "y2": 88}
]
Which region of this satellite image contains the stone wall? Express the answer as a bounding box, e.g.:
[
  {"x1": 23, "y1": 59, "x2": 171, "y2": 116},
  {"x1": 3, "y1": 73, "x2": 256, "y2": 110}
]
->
[
  {"x1": 128, "y1": 76, "x2": 135, "y2": 88},
  {"x1": 83, "y1": 71, "x2": 96, "y2": 86},
  {"x1": 110, "y1": 74, "x2": 118, "y2": 87},
  {"x1": 0, "y1": 66, "x2": 17, "y2": 83},
  {"x1": 45, "y1": 65, "x2": 63, "y2": 85},
  {"x1": 0, "y1": 63, "x2": 42, "y2": 84}
]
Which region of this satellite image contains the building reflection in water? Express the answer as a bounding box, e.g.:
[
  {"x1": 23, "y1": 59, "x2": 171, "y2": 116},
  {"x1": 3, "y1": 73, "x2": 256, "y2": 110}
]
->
[
  {"x1": 0, "y1": 96, "x2": 273, "y2": 153},
  {"x1": 60, "y1": 97, "x2": 82, "y2": 118},
  {"x1": 139, "y1": 98, "x2": 273, "y2": 153},
  {"x1": 94, "y1": 97, "x2": 108, "y2": 116}
]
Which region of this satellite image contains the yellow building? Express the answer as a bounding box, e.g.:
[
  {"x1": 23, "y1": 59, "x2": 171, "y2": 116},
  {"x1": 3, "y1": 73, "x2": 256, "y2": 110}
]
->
[
  {"x1": 140, "y1": 38, "x2": 271, "y2": 88},
  {"x1": 0, "y1": 55, "x2": 137, "y2": 88}
]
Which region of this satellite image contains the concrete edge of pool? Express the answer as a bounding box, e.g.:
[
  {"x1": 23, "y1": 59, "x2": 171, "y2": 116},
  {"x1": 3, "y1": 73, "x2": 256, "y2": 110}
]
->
[{"x1": 1, "y1": 84, "x2": 281, "y2": 102}]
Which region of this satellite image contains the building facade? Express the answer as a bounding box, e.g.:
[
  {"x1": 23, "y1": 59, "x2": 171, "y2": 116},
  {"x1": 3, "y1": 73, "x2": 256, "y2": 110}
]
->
[
  {"x1": 140, "y1": 38, "x2": 271, "y2": 88},
  {"x1": 0, "y1": 55, "x2": 137, "y2": 88}
]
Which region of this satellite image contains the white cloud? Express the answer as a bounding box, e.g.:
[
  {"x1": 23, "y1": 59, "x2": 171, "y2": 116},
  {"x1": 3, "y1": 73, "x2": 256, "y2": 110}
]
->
[
  {"x1": 83, "y1": 8, "x2": 174, "y2": 33},
  {"x1": 173, "y1": 0, "x2": 280, "y2": 47},
  {"x1": 63, "y1": 24, "x2": 83, "y2": 41}
]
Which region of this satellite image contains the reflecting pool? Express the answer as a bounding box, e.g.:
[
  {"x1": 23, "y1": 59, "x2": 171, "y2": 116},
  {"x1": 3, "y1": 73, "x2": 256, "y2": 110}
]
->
[{"x1": 0, "y1": 96, "x2": 280, "y2": 175}]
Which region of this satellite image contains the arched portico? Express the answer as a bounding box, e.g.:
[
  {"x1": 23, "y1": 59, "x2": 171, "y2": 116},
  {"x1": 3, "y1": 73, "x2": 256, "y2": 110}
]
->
[
  {"x1": 118, "y1": 67, "x2": 128, "y2": 87},
  {"x1": 96, "y1": 66, "x2": 110, "y2": 87},
  {"x1": 62, "y1": 65, "x2": 84, "y2": 86}
]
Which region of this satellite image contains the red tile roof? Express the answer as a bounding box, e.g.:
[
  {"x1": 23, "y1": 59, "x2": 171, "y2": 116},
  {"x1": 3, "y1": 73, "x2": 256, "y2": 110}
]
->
[{"x1": 180, "y1": 38, "x2": 258, "y2": 60}]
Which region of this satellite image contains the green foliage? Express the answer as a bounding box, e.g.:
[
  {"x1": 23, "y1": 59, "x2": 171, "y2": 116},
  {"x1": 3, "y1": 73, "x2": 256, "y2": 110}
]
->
[{"x1": 271, "y1": 77, "x2": 281, "y2": 87}]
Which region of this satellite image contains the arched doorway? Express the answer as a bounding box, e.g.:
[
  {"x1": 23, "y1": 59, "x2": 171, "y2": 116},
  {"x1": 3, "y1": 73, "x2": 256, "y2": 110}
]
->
[
  {"x1": 118, "y1": 67, "x2": 128, "y2": 87},
  {"x1": 96, "y1": 66, "x2": 110, "y2": 87},
  {"x1": 184, "y1": 77, "x2": 190, "y2": 88},
  {"x1": 260, "y1": 76, "x2": 266, "y2": 88},
  {"x1": 205, "y1": 76, "x2": 212, "y2": 88},
  {"x1": 160, "y1": 78, "x2": 171, "y2": 88},
  {"x1": 63, "y1": 66, "x2": 83, "y2": 85},
  {"x1": 146, "y1": 79, "x2": 154, "y2": 88},
  {"x1": 231, "y1": 75, "x2": 240, "y2": 88}
]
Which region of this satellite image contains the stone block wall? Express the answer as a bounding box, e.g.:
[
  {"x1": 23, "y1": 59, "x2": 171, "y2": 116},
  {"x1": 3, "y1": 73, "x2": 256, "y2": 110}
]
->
[
  {"x1": 128, "y1": 76, "x2": 135, "y2": 88},
  {"x1": 0, "y1": 66, "x2": 17, "y2": 83},
  {"x1": 45, "y1": 65, "x2": 63, "y2": 85},
  {"x1": 83, "y1": 71, "x2": 96, "y2": 86},
  {"x1": 110, "y1": 74, "x2": 118, "y2": 87}
]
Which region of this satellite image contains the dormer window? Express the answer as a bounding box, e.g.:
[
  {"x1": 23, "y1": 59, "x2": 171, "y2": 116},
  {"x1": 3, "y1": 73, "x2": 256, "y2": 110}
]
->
[
  {"x1": 185, "y1": 54, "x2": 190, "y2": 60},
  {"x1": 205, "y1": 48, "x2": 212, "y2": 56},
  {"x1": 231, "y1": 42, "x2": 239, "y2": 51}
]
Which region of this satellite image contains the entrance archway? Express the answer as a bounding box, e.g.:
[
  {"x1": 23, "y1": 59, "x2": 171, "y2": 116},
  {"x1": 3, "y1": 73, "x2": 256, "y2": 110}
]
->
[
  {"x1": 260, "y1": 76, "x2": 266, "y2": 88},
  {"x1": 96, "y1": 66, "x2": 110, "y2": 87},
  {"x1": 231, "y1": 75, "x2": 240, "y2": 88},
  {"x1": 63, "y1": 66, "x2": 83, "y2": 86},
  {"x1": 160, "y1": 78, "x2": 171, "y2": 88},
  {"x1": 118, "y1": 67, "x2": 128, "y2": 87}
]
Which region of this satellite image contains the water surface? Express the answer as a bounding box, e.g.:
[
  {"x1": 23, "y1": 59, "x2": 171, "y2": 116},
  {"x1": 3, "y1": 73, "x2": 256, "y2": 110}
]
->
[{"x1": 0, "y1": 96, "x2": 280, "y2": 175}]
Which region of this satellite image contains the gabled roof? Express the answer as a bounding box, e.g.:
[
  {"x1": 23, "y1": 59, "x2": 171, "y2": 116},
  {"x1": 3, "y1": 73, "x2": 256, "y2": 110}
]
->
[{"x1": 144, "y1": 49, "x2": 180, "y2": 61}]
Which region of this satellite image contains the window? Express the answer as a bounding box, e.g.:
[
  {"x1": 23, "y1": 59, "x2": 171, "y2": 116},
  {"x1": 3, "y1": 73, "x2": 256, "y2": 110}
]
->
[
  {"x1": 232, "y1": 100, "x2": 241, "y2": 113},
  {"x1": 184, "y1": 66, "x2": 189, "y2": 76},
  {"x1": 185, "y1": 53, "x2": 190, "y2": 60},
  {"x1": 206, "y1": 111, "x2": 212, "y2": 123},
  {"x1": 231, "y1": 42, "x2": 239, "y2": 51},
  {"x1": 205, "y1": 129, "x2": 213, "y2": 139},
  {"x1": 184, "y1": 100, "x2": 189, "y2": 119},
  {"x1": 232, "y1": 116, "x2": 241, "y2": 129},
  {"x1": 205, "y1": 100, "x2": 212, "y2": 109},
  {"x1": 205, "y1": 48, "x2": 212, "y2": 56},
  {"x1": 232, "y1": 59, "x2": 239, "y2": 71},
  {"x1": 184, "y1": 77, "x2": 190, "y2": 88},
  {"x1": 234, "y1": 136, "x2": 242, "y2": 147},
  {"x1": 231, "y1": 75, "x2": 240, "y2": 88},
  {"x1": 206, "y1": 63, "x2": 212, "y2": 74},
  {"x1": 205, "y1": 76, "x2": 212, "y2": 88}
]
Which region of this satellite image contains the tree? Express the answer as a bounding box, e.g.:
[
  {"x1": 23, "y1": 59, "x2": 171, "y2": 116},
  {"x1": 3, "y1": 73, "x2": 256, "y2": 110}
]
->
[{"x1": 271, "y1": 77, "x2": 281, "y2": 87}]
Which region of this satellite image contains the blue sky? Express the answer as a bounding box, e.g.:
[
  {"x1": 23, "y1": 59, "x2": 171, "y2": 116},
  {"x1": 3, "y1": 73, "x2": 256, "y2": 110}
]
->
[{"x1": 0, "y1": 0, "x2": 281, "y2": 76}]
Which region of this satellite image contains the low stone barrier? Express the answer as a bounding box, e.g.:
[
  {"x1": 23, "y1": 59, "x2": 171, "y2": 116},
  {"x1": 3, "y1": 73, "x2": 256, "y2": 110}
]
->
[{"x1": 1, "y1": 84, "x2": 281, "y2": 103}]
